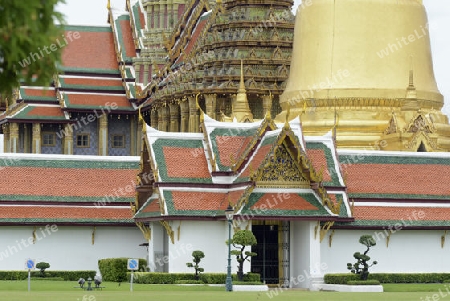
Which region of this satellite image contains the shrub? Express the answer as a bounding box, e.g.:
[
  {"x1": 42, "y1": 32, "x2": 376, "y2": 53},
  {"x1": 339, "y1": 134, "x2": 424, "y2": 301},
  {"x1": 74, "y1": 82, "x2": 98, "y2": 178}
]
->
[
  {"x1": 233, "y1": 281, "x2": 265, "y2": 285},
  {"x1": 30, "y1": 277, "x2": 65, "y2": 281},
  {"x1": 227, "y1": 230, "x2": 257, "y2": 281},
  {"x1": 186, "y1": 250, "x2": 205, "y2": 280},
  {"x1": 325, "y1": 273, "x2": 450, "y2": 284},
  {"x1": 36, "y1": 262, "x2": 50, "y2": 277},
  {"x1": 347, "y1": 280, "x2": 381, "y2": 285},
  {"x1": 127, "y1": 272, "x2": 261, "y2": 284},
  {"x1": 0, "y1": 270, "x2": 96, "y2": 281},
  {"x1": 347, "y1": 235, "x2": 378, "y2": 280},
  {"x1": 174, "y1": 280, "x2": 205, "y2": 284},
  {"x1": 98, "y1": 258, "x2": 147, "y2": 282}
]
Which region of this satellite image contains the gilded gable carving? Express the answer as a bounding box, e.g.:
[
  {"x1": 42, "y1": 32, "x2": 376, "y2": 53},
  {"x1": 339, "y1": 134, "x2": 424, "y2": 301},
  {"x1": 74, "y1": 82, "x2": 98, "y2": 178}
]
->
[{"x1": 257, "y1": 144, "x2": 310, "y2": 188}]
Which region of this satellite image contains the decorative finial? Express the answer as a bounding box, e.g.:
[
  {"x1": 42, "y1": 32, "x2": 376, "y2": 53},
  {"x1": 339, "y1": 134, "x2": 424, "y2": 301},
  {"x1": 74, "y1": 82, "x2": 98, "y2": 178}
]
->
[
  {"x1": 107, "y1": 0, "x2": 111, "y2": 9},
  {"x1": 406, "y1": 56, "x2": 417, "y2": 99},
  {"x1": 284, "y1": 103, "x2": 291, "y2": 128},
  {"x1": 195, "y1": 93, "x2": 205, "y2": 123}
]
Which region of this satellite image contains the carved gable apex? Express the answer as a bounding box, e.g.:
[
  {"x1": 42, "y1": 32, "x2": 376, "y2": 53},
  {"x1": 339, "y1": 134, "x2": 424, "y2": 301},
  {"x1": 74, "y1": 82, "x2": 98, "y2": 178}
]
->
[
  {"x1": 256, "y1": 143, "x2": 310, "y2": 188},
  {"x1": 405, "y1": 113, "x2": 435, "y2": 134},
  {"x1": 384, "y1": 113, "x2": 398, "y2": 135}
]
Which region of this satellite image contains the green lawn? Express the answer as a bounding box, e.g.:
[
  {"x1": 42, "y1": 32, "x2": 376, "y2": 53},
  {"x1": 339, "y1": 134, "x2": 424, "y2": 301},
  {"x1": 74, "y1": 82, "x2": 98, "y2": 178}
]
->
[{"x1": 0, "y1": 281, "x2": 449, "y2": 301}]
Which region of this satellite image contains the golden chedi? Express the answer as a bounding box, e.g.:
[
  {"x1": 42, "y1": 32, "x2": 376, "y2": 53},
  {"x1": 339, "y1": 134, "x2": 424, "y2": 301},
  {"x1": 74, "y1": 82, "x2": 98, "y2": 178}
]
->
[{"x1": 277, "y1": 0, "x2": 450, "y2": 151}]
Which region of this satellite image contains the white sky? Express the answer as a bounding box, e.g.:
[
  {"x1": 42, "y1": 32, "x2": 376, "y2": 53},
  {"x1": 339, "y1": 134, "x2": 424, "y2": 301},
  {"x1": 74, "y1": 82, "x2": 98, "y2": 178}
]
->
[{"x1": 57, "y1": 0, "x2": 450, "y2": 117}]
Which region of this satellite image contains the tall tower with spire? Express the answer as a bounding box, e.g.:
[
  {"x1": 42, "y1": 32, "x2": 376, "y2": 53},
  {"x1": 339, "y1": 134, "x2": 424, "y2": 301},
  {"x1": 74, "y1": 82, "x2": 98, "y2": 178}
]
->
[{"x1": 277, "y1": 0, "x2": 450, "y2": 151}]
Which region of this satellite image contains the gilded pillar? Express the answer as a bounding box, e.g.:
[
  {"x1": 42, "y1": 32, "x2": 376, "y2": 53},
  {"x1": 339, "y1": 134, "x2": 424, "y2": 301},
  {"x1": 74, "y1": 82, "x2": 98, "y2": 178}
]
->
[
  {"x1": 32, "y1": 123, "x2": 41, "y2": 154},
  {"x1": 172, "y1": 3, "x2": 178, "y2": 27},
  {"x1": 179, "y1": 99, "x2": 189, "y2": 132},
  {"x1": 23, "y1": 124, "x2": 30, "y2": 153},
  {"x1": 63, "y1": 124, "x2": 73, "y2": 155},
  {"x1": 216, "y1": 97, "x2": 224, "y2": 120},
  {"x1": 262, "y1": 94, "x2": 273, "y2": 116},
  {"x1": 154, "y1": 5, "x2": 160, "y2": 30},
  {"x1": 3, "y1": 124, "x2": 10, "y2": 153},
  {"x1": 98, "y1": 114, "x2": 108, "y2": 156},
  {"x1": 158, "y1": 106, "x2": 169, "y2": 132},
  {"x1": 160, "y1": 3, "x2": 165, "y2": 29},
  {"x1": 204, "y1": 94, "x2": 217, "y2": 119},
  {"x1": 157, "y1": 107, "x2": 163, "y2": 131},
  {"x1": 151, "y1": 109, "x2": 158, "y2": 129},
  {"x1": 161, "y1": 105, "x2": 170, "y2": 132},
  {"x1": 188, "y1": 96, "x2": 199, "y2": 133},
  {"x1": 9, "y1": 123, "x2": 19, "y2": 153},
  {"x1": 169, "y1": 102, "x2": 180, "y2": 132}
]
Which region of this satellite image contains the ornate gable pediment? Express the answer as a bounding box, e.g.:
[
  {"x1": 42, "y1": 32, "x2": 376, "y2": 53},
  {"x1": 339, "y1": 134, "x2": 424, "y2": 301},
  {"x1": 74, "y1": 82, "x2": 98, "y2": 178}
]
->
[
  {"x1": 384, "y1": 113, "x2": 398, "y2": 135},
  {"x1": 256, "y1": 143, "x2": 310, "y2": 188},
  {"x1": 405, "y1": 114, "x2": 435, "y2": 134}
]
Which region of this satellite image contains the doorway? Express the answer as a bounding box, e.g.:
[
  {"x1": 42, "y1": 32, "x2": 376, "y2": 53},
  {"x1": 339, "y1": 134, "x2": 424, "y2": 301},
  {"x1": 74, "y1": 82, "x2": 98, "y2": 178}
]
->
[{"x1": 251, "y1": 222, "x2": 280, "y2": 284}]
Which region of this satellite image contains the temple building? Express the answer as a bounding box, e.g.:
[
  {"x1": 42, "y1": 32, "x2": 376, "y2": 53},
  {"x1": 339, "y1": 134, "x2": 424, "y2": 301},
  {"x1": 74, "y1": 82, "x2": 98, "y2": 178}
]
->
[{"x1": 0, "y1": 0, "x2": 450, "y2": 291}]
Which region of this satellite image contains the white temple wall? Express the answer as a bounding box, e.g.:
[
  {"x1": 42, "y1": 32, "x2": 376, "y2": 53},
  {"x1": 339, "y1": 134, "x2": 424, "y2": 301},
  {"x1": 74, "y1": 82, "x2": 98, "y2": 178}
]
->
[
  {"x1": 290, "y1": 221, "x2": 325, "y2": 289},
  {"x1": 321, "y1": 229, "x2": 450, "y2": 273},
  {"x1": 157, "y1": 220, "x2": 250, "y2": 275},
  {"x1": 0, "y1": 226, "x2": 146, "y2": 271}
]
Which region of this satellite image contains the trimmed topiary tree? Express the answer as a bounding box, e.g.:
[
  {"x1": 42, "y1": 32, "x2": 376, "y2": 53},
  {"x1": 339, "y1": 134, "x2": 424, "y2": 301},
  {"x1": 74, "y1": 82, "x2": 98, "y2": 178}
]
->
[
  {"x1": 347, "y1": 235, "x2": 378, "y2": 280},
  {"x1": 186, "y1": 250, "x2": 205, "y2": 280},
  {"x1": 226, "y1": 229, "x2": 257, "y2": 281},
  {"x1": 36, "y1": 262, "x2": 50, "y2": 278}
]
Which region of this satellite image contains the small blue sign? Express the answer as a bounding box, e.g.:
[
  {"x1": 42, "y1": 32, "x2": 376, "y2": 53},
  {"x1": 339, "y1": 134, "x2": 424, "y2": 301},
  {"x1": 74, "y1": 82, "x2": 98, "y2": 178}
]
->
[
  {"x1": 25, "y1": 259, "x2": 35, "y2": 270},
  {"x1": 128, "y1": 259, "x2": 139, "y2": 270}
]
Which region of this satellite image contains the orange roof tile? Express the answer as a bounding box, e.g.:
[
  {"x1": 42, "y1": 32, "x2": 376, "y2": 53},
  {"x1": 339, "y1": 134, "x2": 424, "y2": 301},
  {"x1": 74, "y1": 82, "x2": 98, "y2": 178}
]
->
[
  {"x1": 240, "y1": 144, "x2": 272, "y2": 177},
  {"x1": 119, "y1": 20, "x2": 137, "y2": 57},
  {"x1": 0, "y1": 206, "x2": 132, "y2": 220},
  {"x1": 141, "y1": 200, "x2": 160, "y2": 213},
  {"x1": 307, "y1": 149, "x2": 332, "y2": 182},
  {"x1": 1, "y1": 167, "x2": 137, "y2": 198},
  {"x1": 62, "y1": 77, "x2": 123, "y2": 87},
  {"x1": 184, "y1": 18, "x2": 208, "y2": 56},
  {"x1": 26, "y1": 107, "x2": 64, "y2": 118},
  {"x1": 163, "y1": 147, "x2": 210, "y2": 179},
  {"x1": 139, "y1": 7, "x2": 146, "y2": 29},
  {"x1": 62, "y1": 29, "x2": 119, "y2": 71},
  {"x1": 345, "y1": 164, "x2": 450, "y2": 196},
  {"x1": 171, "y1": 191, "x2": 228, "y2": 211},
  {"x1": 354, "y1": 206, "x2": 450, "y2": 221},
  {"x1": 66, "y1": 94, "x2": 131, "y2": 108},
  {"x1": 251, "y1": 193, "x2": 319, "y2": 211},
  {"x1": 216, "y1": 136, "x2": 253, "y2": 167},
  {"x1": 22, "y1": 89, "x2": 55, "y2": 98}
]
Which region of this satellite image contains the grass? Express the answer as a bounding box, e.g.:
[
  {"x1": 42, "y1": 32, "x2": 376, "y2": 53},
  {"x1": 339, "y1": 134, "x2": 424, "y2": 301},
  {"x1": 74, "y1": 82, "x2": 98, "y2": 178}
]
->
[{"x1": 0, "y1": 280, "x2": 449, "y2": 301}]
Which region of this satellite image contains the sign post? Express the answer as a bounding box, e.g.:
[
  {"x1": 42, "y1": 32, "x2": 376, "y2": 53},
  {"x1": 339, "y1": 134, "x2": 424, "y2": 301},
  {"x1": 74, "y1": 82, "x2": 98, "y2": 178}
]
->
[
  {"x1": 127, "y1": 259, "x2": 139, "y2": 292},
  {"x1": 25, "y1": 259, "x2": 35, "y2": 292}
]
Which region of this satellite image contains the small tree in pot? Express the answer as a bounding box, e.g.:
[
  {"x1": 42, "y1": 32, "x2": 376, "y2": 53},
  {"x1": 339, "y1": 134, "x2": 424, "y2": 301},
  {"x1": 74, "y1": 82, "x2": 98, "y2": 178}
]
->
[
  {"x1": 347, "y1": 235, "x2": 378, "y2": 280},
  {"x1": 226, "y1": 229, "x2": 257, "y2": 281}
]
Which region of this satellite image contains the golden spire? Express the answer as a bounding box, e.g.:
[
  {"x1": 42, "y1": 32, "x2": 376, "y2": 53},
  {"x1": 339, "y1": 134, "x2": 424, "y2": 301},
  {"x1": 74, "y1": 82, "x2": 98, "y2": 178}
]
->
[
  {"x1": 107, "y1": 0, "x2": 111, "y2": 9},
  {"x1": 231, "y1": 61, "x2": 253, "y2": 123}
]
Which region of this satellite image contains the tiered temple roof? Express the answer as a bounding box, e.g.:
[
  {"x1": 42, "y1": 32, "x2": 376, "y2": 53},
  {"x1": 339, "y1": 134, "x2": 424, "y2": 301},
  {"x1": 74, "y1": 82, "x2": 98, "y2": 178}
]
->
[
  {"x1": 134, "y1": 114, "x2": 352, "y2": 226},
  {"x1": 0, "y1": 154, "x2": 139, "y2": 225}
]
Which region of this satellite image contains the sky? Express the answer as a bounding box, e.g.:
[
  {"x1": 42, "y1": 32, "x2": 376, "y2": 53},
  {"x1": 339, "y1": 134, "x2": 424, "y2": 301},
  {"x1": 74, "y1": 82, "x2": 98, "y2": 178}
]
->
[{"x1": 56, "y1": 0, "x2": 450, "y2": 116}]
